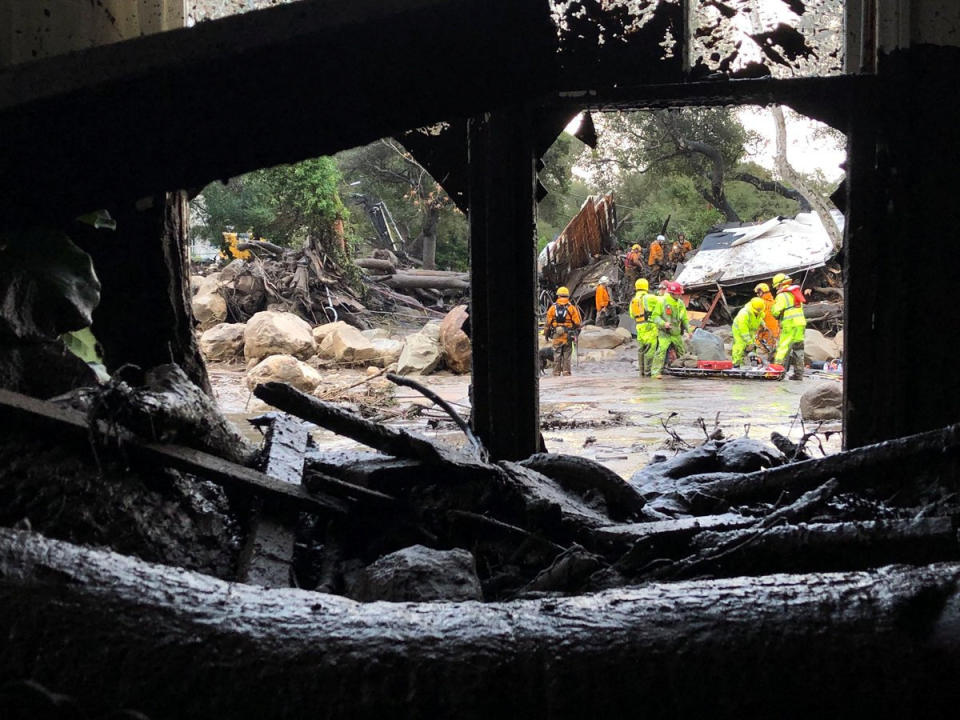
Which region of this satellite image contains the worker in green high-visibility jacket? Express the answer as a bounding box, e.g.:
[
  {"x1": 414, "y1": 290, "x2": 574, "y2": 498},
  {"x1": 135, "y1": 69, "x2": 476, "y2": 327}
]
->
[
  {"x1": 629, "y1": 277, "x2": 660, "y2": 376},
  {"x1": 731, "y1": 297, "x2": 767, "y2": 367},
  {"x1": 770, "y1": 273, "x2": 807, "y2": 380},
  {"x1": 650, "y1": 281, "x2": 690, "y2": 378}
]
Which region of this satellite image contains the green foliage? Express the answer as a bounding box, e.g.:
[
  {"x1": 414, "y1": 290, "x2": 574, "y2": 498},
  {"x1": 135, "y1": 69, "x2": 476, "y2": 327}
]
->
[
  {"x1": 192, "y1": 157, "x2": 349, "y2": 251},
  {"x1": 727, "y1": 162, "x2": 801, "y2": 221},
  {"x1": 616, "y1": 173, "x2": 724, "y2": 246}
]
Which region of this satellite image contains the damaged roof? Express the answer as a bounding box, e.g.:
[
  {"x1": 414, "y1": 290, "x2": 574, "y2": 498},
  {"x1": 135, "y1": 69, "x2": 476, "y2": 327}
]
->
[{"x1": 675, "y1": 212, "x2": 844, "y2": 290}]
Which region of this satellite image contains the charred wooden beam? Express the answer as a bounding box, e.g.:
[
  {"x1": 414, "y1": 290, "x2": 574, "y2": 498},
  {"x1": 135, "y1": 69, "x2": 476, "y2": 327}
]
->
[
  {"x1": 3, "y1": 529, "x2": 960, "y2": 719},
  {"x1": 0, "y1": 0, "x2": 558, "y2": 222},
  {"x1": 468, "y1": 108, "x2": 540, "y2": 460},
  {"x1": 0, "y1": 388, "x2": 345, "y2": 516}
]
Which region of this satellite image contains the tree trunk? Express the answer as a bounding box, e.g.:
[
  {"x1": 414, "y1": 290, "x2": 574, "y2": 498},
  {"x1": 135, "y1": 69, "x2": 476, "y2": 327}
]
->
[
  {"x1": 772, "y1": 106, "x2": 844, "y2": 251},
  {"x1": 420, "y1": 208, "x2": 439, "y2": 270},
  {"x1": 73, "y1": 191, "x2": 210, "y2": 393},
  {"x1": 2, "y1": 529, "x2": 960, "y2": 719}
]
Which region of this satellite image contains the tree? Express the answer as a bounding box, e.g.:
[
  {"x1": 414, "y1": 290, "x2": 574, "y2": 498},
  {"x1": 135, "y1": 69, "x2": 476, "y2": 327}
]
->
[
  {"x1": 337, "y1": 140, "x2": 465, "y2": 270},
  {"x1": 192, "y1": 157, "x2": 348, "y2": 252}
]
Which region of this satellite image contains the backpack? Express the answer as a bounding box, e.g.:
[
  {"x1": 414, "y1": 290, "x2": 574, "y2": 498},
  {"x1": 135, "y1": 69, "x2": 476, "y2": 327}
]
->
[{"x1": 553, "y1": 302, "x2": 569, "y2": 324}]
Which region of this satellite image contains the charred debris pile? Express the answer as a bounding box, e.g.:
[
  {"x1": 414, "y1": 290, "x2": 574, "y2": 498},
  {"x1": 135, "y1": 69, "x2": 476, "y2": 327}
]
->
[
  {"x1": 204, "y1": 240, "x2": 469, "y2": 331},
  {"x1": 2, "y1": 366, "x2": 958, "y2": 604}
]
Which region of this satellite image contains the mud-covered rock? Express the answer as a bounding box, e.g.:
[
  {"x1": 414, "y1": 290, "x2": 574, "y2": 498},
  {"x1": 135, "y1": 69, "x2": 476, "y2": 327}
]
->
[
  {"x1": 439, "y1": 305, "x2": 472, "y2": 374},
  {"x1": 192, "y1": 289, "x2": 227, "y2": 331},
  {"x1": 370, "y1": 338, "x2": 405, "y2": 368},
  {"x1": 716, "y1": 437, "x2": 787, "y2": 473},
  {"x1": 805, "y1": 328, "x2": 840, "y2": 363},
  {"x1": 244, "y1": 311, "x2": 316, "y2": 363},
  {"x1": 246, "y1": 354, "x2": 322, "y2": 393},
  {"x1": 689, "y1": 328, "x2": 725, "y2": 361},
  {"x1": 319, "y1": 323, "x2": 378, "y2": 365},
  {"x1": 313, "y1": 320, "x2": 349, "y2": 347},
  {"x1": 800, "y1": 382, "x2": 843, "y2": 421},
  {"x1": 347, "y1": 545, "x2": 483, "y2": 602},
  {"x1": 361, "y1": 328, "x2": 390, "y2": 340},
  {"x1": 199, "y1": 323, "x2": 246, "y2": 362},
  {"x1": 578, "y1": 326, "x2": 624, "y2": 349},
  {"x1": 397, "y1": 331, "x2": 442, "y2": 375}
]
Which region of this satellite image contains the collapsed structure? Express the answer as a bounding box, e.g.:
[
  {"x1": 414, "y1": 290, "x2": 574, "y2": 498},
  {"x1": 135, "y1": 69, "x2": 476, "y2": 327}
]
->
[{"x1": 2, "y1": 1, "x2": 960, "y2": 717}]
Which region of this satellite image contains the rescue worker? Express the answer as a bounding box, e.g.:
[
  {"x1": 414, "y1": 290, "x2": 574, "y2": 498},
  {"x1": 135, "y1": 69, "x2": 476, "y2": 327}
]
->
[
  {"x1": 770, "y1": 273, "x2": 807, "y2": 380},
  {"x1": 650, "y1": 281, "x2": 690, "y2": 378},
  {"x1": 731, "y1": 297, "x2": 767, "y2": 367},
  {"x1": 624, "y1": 244, "x2": 644, "y2": 287},
  {"x1": 753, "y1": 282, "x2": 779, "y2": 354},
  {"x1": 647, "y1": 235, "x2": 665, "y2": 281},
  {"x1": 595, "y1": 275, "x2": 613, "y2": 327},
  {"x1": 629, "y1": 278, "x2": 660, "y2": 376},
  {"x1": 668, "y1": 232, "x2": 693, "y2": 265},
  {"x1": 544, "y1": 286, "x2": 582, "y2": 376}
]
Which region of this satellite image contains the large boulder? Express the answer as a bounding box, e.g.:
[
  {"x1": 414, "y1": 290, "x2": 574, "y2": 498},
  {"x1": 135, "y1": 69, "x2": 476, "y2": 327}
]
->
[
  {"x1": 246, "y1": 354, "x2": 322, "y2": 393},
  {"x1": 192, "y1": 289, "x2": 227, "y2": 331},
  {"x1": 361, "y1": 328, "x2": 390, "y2": 341},
  {"x1": 243, "y1": 311, "x2": 316, "y2": 363},
  {"x1": 195, "y1": 272, "x2": 222, "y2": 296},
  {"x1": 327, "y1": 323, "x2": 379, "y2": 365},
  {"x1": 313, "y1": 320, "x2": 349, "y2": 346},
  {"x1": 421, "y1": 319, "x2": 443, "y2": 342},
  {"x1": 804, "y1": 328, "x2": 841, "y2": 363},
  {"x1": 370, "y1": 338, "x2": 405, "y2": 368},
  {"x1": 614, "y1": 327, "x2": 633, "y2": 343},
  {"x1": 347, "y1": 545, "x2": 483, "y2": 602},
  {"x1": 617, "y1": 312, "x2": 637, "y2": 337},
  {"x1": 578, "y1": 326, "x2": 624, "y2": 350},
  {"x1": 199, "y1": 323, "x2": 246, "y2": 363},
  {"x1": 439, "y1": 305, "x2": 472, "y2": 374},
  {"x1": 688, "y1": 328, "x2": 726, "y2": 361},
  {"x1": 800, "y1": 382, "x2": 843, "y2": 421},
  {"x1": 189, "y1": 275, "x2": 205, "y2": 296},
  {"x1": 397, "y1": 331, "x2": 442, "y2": 375},
  {"x1": 834, "y1": 329, "x2": 844, "y2": 351}
]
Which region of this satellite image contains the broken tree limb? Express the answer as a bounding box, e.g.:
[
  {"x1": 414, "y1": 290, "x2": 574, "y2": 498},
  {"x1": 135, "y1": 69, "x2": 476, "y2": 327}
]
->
[
  {"x1": 637, "y1": 422, "x2": 960, "y2": 516},
  {"x1": 519, "y1": 453, "x2": 646, "y2": 522},
  {"x1": 670, "y1": 517, "x2": 960, "y2": 580},
  {"x1": 386, "y1": 372, "x2": 487, "y2": 461},
  {"x1": 237, "y1": 240, "x2": 285, "y2": 258},
  {"x1": 253, "y1": 382, "x2": 486, "y2": 467},
  {"x1": 3, "y1": 529, "x2": 960, "y2": 719},
  {"x1": 0, "y1": 387, "x2": 345, "y2": 517},
  {"x1": 381, "y1": 274, "x2": 470, "y2": 291},
  {"x1": 355, "y1": 258, "x2": 396, "y2": 273}
]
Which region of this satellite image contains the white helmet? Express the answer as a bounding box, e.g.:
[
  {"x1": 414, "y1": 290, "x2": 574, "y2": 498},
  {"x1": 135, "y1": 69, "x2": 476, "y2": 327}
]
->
[
  {"x1": 598, "y1": 276, "x2": 610, "y2": 285},
  {"x1": 656, "y1": 234, "x2": 665, "y2": 242}
]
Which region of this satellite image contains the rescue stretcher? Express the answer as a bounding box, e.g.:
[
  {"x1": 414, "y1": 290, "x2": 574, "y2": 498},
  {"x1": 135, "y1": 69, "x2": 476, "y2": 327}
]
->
[{"x1": 664, "y1": 360, "x2": 786, "y2": 380}]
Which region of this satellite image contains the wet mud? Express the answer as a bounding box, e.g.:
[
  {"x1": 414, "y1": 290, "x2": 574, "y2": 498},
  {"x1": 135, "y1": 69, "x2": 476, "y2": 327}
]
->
[{"x1": 209, "y1": 358, "x2": 841, "y2": 479}]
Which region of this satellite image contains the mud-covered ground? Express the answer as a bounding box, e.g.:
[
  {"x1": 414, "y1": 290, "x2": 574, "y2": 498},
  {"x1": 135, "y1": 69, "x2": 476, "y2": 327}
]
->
[{"x1": 211, "y1": 345, "x2": 842, "y2": 479}]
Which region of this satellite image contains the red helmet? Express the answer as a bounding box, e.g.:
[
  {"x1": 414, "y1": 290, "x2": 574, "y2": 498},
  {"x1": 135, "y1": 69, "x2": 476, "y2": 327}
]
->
[{"x1": 666, "y1": 281, "x2": 684, "y2": 295}]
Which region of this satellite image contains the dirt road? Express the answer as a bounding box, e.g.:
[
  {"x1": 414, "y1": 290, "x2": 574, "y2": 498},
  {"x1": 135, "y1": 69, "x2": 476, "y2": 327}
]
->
[{"x1": 212, "y1": 358, "x2": 841, "y2": 479}]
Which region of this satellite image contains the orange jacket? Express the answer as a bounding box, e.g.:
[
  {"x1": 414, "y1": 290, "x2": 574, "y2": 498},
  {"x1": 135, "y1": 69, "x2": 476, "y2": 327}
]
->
[
  {"x1": 756, "y1": 291, "x2": 780, "y2": 347},
  {"x1": 648, "y1": 241, "x2": 663, "y2": 266},
  {"x1": 595, "y1": 284, "x2": 610, "y2": 312},
  {"x1": 544, "y1": 298, "x2": 582, "y2": 347},
  {"x1": 669, "y1": 239, "x2": 692, "y2": 263},
  {"x1": 624, "y1": 249, "x2": 643, "y2": 270}
]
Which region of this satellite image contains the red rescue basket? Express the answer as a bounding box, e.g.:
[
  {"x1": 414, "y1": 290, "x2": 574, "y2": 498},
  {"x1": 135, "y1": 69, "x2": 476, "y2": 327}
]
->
[{"x1": 697, "y1": 360, "x2": 734, "y2": 370}]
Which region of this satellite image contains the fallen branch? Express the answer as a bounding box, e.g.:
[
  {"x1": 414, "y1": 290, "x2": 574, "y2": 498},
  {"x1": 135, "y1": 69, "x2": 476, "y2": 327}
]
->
[
  {"x1": 3, "y1": 529, "x2": 960, "y2": 719},
  {"x1": 386, "y1": 372, "x2": 487, "y2": 461}
]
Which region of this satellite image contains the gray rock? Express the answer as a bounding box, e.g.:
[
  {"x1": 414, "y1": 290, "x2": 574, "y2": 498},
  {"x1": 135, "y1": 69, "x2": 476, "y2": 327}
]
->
[
  {"x1": 349, "y1": 545, "x2": 483, "y2": 602},
  {"x1": 716, "y1": 437, "x2": 786, "y2": 473},
  {"x1": 800, "y1": 382, "x2": 843, "y2": 421},
  {"x1": 199, "y1": 322, "x2": 246, "y2": 362},
  {"x1": 397, "y1": 331, "x2": 442, "y2": 375},
  {"x1": 804, "y1": 328, "x2": 840, "y2": 363},
  {"x1": 578, "y1": 326, "x2": 625, "y2": 350},
  {"x1": 688, "y1": 328, "x2": 725, "y2": 361}
]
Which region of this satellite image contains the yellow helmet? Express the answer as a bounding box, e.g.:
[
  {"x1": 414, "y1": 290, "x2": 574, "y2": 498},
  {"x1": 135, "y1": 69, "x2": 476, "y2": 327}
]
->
[
  {"x1": 754, "y1": 282, "x2": 770, "y2": 294},
  {"x1": 635, "y1": 278, "x2": 649, "y2": 291},
  {"x1": 557, "y1": 286, "x2": 570, "y2": 297},
  {"x1": 772, "y1": 273, "x2": 791, "y2": 288},
  {"x1": 631, "y1": 244, "x2": 641, "y2": 252},
  {"x1": 749, "y1": 297, "x2": 766, "y2": 313}
]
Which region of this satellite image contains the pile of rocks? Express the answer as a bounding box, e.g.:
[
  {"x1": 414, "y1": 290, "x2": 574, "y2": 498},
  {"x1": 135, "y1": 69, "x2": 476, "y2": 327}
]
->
[{"x1": 197, "y1": 305, "x2": 476, "y2": 392}]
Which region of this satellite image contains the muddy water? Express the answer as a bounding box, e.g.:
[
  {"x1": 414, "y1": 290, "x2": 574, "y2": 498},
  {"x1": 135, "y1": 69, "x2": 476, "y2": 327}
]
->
[{"x1": 210, "y1": 361, "x2": 841, "y2": 480}]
